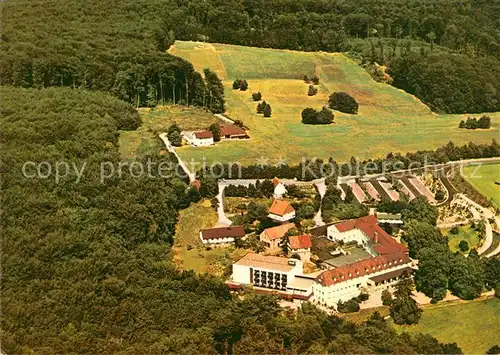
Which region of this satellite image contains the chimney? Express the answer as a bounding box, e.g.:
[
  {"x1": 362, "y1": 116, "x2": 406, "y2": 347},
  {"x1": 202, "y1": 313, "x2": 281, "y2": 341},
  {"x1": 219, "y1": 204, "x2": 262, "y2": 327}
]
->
[{"x1": 374, "y1": 232, "x2": 379, "y2": 243}]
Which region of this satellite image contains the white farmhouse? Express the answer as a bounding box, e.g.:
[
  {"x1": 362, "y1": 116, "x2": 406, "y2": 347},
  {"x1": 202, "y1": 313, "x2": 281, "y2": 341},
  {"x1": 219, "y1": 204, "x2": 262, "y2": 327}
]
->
[{"x1": 182, "y1": 130, "x2": 214, "y2": 147}]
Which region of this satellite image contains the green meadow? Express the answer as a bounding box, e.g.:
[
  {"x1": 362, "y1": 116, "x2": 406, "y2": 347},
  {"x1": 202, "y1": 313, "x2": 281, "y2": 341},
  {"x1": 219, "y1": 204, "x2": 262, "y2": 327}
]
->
[
  {"x1": 462, "y1": 163, "x2": 500, "y2": 208},
  {"x1": 394, "y1": 298, "x2": 500, "y2": 354},
  {"x1": 165, "y1": 41, "x2": 499, "y2": 166}
]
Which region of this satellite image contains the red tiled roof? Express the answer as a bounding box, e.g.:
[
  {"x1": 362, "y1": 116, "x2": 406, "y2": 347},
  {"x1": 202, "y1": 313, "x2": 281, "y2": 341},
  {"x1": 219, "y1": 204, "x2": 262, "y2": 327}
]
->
[
  {"x1": 200, "y1": 226, "x2": 245, "y2": 240},
  {"x1": 269, "y1": 200, "x2": 295, "y2": 216},
  {"x1": 289, "y1": 234, "x2": 312, "y2": 249},
  {"x1": 194, "y1": 130, "x2": 213, "y2": 139},
  {"x1": 220, "y1": 124, "x2": 246, "y2": 137},
  {"x1": 262, "y1": 222, "x2": 295, "y2": 240},
  {"x1": 349, "y1": 183, "x2": 366, "y2": 203},
  {"x1": 332, "y1": 215, "x2": 408, "y2": 255},
  {"x1": 316, "y1": 252, "x2": 410, "y2": 286},
  {"x1": 190, "y1": 180, "x2": 201, "y2": 190}
]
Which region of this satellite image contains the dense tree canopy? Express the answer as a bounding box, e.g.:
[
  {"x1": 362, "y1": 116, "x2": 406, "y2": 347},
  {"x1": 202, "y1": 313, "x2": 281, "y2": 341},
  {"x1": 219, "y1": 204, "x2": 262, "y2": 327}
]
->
[
  {"x1": 389, "y1": 53, "x2": 500, "y2": 113},
  {"x1": 2, "y1": 86, "x2": 463, "y2": 353}
]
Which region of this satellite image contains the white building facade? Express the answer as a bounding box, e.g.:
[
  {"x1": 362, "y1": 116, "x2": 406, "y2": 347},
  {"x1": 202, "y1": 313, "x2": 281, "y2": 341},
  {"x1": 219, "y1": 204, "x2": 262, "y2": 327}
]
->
[
  {"x1": 231, "y1": 253, "x2": 312, "y2": 298},
  {"x1": 182, "y1": 131, "x2": 214, "y2": 147},
  {"x1": 313, "y1": 256, "x2": 412, "y2": 308}
]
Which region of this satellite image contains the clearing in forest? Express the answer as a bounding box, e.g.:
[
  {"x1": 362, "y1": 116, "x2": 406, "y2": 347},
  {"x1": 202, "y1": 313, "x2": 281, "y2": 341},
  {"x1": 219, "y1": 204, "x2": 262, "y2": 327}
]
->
[{"x1": 166, "y1": 41, "x2": 499, "y2": 166}]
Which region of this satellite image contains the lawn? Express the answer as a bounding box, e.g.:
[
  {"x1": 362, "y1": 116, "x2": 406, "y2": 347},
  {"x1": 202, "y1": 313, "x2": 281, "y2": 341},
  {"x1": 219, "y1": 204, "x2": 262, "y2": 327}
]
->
[
  {"x1": 394, "y1": 298, "x2": 500, "y2": 354},
  {"x1": 462, "y1": 163, "x2": 500, "y2": 208},
  {"x1": 441, "y1": 225, "x2": 481, "y2": 253},
  {"x1": 173, "y1": 200, "x2": 250, "y2": 276},
  {"x1": 168, "y1": 41, "x2": 499, "y2": 166},
  {"x1": 119, "y1": 105, "x2": 221, "y2": 160}
]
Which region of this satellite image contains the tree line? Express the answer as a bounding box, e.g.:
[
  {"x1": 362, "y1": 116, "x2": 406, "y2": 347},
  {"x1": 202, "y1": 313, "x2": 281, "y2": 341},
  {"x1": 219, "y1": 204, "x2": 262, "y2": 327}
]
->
[
  {"x1": 459, "y1": 115, "x2": 492, "y2": 130},
  {"x1": 198, "y1": 140, "x2": 500, "y2": 181},
  {"x1": 0, "y1": 0, "x2": 225, "y2": 112}
]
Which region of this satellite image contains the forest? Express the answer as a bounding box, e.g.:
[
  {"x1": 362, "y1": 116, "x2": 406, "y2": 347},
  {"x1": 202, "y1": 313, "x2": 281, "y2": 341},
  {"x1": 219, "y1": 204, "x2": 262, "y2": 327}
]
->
[
  {"x1": 0, "y1": 86, "x2": 464, "y2": 353},
  {"x1": 1, "y1": 0, "x2": 499, "y2": 113}
]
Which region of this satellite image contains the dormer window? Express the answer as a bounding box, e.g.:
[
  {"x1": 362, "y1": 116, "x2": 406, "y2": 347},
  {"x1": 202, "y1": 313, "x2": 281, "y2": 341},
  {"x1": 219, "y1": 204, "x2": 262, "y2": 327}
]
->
[
  {"x1": 356, "y1": 270, "x2": 360, "y2": 274},
  {"x1": 348, "y1": 273, "x2": 352, "y2": 277}
]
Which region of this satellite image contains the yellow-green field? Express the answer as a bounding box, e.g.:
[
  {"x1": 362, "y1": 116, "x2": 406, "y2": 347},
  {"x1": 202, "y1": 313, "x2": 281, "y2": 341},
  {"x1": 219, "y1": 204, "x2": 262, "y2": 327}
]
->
[
  {"x1": 168, "y1": 41, "x2": 499, "y2": 165},
  {"x1": 462, "y1": 163, "x2": 500, "y2": 208},
  {"x1": 394, "y1": 298, "x2": 500, "y2": 354},
  {"x1": 341, "y1": 298, "x2": 500, "y2": 354},
  {"x1": 119, "y1": 105, "x2": 220, "y2": 159}
]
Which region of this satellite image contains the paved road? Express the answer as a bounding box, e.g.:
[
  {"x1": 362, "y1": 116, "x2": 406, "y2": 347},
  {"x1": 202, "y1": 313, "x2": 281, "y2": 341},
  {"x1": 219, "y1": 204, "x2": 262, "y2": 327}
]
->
[
  {"x1": 452, "y1": 193, "x2": 497, "y2": 256},
  {"x1": 216, "y1": 184, "x2": 232, "y2": 226},
  {"x1": 158, "y1": 133, "x2": 196, "y2": 182},
  {"x1": 313, "y1": 181, "x2": 326, "y2": 226},
  {"x1": 214, "y1": 113, "x2": 236, "y2": 124}
]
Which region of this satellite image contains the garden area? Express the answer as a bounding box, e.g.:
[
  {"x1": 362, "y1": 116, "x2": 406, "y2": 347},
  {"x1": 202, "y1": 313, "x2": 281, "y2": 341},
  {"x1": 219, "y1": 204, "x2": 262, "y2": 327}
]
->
[
  {"x1": 441, "y1": 224, "x2": 483, "y2": 253},
  {"x1": 173, "y1": 201, "x2": 250, "y2": 276}
]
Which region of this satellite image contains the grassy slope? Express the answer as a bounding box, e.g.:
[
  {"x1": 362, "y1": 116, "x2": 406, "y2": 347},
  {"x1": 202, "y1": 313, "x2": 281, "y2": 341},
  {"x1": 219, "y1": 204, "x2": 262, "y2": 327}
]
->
[
  {"x1": 462, "y1": 163, "x2": 500, "y2": 208},
  {"x1": 342, "y1": 298, "x2": 500, "y2": 354},
  {"x1": 173, "y1": 201, "x2": 249, "y2": 276},
  {"x1": 168, "y1": 41, "x2": 499, "y2": 166},
  {"x1": 119, "y1": 105, "x2": 221, "y2": 159},
  {"x1": 395, "y1": 298, "x2": 500, "y2": 354}
]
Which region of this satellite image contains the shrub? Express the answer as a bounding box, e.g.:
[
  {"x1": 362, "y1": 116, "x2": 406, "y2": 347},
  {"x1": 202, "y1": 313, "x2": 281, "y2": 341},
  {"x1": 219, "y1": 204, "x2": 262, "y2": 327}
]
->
[
  {"x1": 458, "y1": 240, "x2": 469, "y2": 252},
  {"x1": 303, "y1": 75, "x2": 310, "y2": 83},
  {"x1": 301, "y1": 107, "x2": 334, "y2": 125},
  {"x1": 356, "y1": 293, "x2": 369, "y2": 302},
  {"x1": 381, "y1": 289, "x2": 393, "y2": 306},
  {"x1": 232, "y1": 79, "x2": 242, "y2": 89},
  {"x1": 209, "y1": 123, "x2": 221, "y2": 142},
  {"x1": 435, "y1": 190, "x2": 445, "y2": 201},
  {"x1": 337, "y1": 299, "x2": 360, "y2": 313},
  {"x1": 263, "y1": 103, "x2": 272, "y2": 117},
  {"x1": 307, "y1": 85, "x2": 318, "y2": 96},
  {"x1": 459, "y1": 115, "x2": 491, "y2": 129},
  {"x1": 312, "y1": 76, "x2": 320, "y2": 85},
  {"x1": 252, "y1": 92, "x2": 262, "y2": 101},
  {"x1": 328, "y1": 92, "x2": 359, "y2": 114},
  {"x1": 301, "y1": 107, "x2": 317, "y2": 124},
  {"x1": 210, "y1": 197, "x2": 219, "y2": 210},
  {"x1": 450, "y1": 226, "x2": 459, "y2": 234},
  {"x1": 257, "y1": 100, "x2": 268, "y2": 114},
  {"x1": 240, "y1": 80, "x2": 248, "y2": 91}
]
